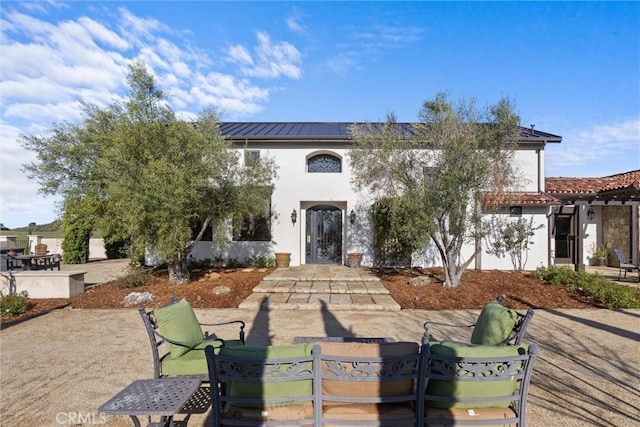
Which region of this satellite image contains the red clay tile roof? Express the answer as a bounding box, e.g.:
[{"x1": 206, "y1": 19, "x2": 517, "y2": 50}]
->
[
  {"x1": 482, "y1": 192, "x2": 561, "y2": 209},
  {"x1": 546, "y1": 170, "x2": 640, "y2": 195}
]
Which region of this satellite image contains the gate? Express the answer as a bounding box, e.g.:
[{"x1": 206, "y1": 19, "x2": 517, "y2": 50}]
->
[{"x1": 306, "y1": 205, "x2": 342, "y2": 264}]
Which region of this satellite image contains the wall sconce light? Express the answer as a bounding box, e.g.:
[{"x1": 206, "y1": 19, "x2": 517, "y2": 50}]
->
[
  {"x1": 587, "y1": 206, "x2": 595, "y2": 220},
  {"x1": 349, "y1": 209, "x2": 356, "y2": 224},
  {"x1": 291, "y1": 209, "x2": 297, "y2": 225}
]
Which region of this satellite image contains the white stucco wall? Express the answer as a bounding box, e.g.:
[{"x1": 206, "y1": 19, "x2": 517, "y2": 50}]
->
[
  {"x1": 512, "y1": 149, "x2": 540, "y2": 192},
  {"x1": 477, "y1": 207, "x2": 550, "y2": 271},
  {"x1": 254, "y1": 145, "x2": 371, "y2": 266},
  {"x1": 185, "y1": 141, "x2": 553, "y2": 270}
]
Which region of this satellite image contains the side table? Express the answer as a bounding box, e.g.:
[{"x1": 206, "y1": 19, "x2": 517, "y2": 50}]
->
[{"x1": 99, "y1": 377, "x2": 201, "y2": 427}]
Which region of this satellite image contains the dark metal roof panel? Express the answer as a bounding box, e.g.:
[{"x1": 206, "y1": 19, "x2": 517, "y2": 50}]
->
[{"x1": 219, "y1": 122, "x2": 561, "y2": 143}]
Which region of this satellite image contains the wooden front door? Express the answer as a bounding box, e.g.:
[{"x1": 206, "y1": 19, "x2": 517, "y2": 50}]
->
[{"x1": 306, "y1": 205, "x2": 342, "y2": 264}]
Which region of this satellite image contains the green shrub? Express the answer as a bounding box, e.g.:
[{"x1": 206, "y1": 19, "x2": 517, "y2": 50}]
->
[
  {"x1": 225, "y1": 257, "x2": 242, "y2": 268},
  {"x1": 115, "y1": 267, "x2": 155, "y2": 289},
  {"x1": 532, "y1": 266, "x2": 640, "y2": 309},
  {"x1": 61, "y1": 223, "x2": 92, "y2": 264},
  {"x1": 1, "y1": 294, "x2": 31, "y2": 317},
  {"x1": 104, "y1": 236, "x2": 130, "y2": 259},
  {"x1": 187, "y1": 257, "x2": 212, "y2": 268},
  {"x1": 246, "y1": 256, "x2": 276, "y2": 268}
]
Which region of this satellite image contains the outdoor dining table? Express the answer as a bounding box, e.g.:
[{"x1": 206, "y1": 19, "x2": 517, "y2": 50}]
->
[
  {"x1": 12, "y1": 254, "x2": 51, "y2": 270},
  {"x1": 11, "y1": 254, "x2": 57, "y2": 271}
]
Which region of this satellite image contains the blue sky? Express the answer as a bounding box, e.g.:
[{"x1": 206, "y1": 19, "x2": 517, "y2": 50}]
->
[{"x1": 1, "y1": 1, "x2": 639, "y2": 229}]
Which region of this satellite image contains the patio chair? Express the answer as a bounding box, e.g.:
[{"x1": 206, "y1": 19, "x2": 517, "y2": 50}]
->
[
  {"x1": 316, "y1": 341, "x2": 422, "y2": 426},
  {"x1": 34, "y1": 244, "x2": 48, "y2": 255},
  {"x1": 205, "y1": 343, "x2": 317, "y2": 427},
  {"x1": 422, "y1": 295, "x2": 534, "y2": 346},
  {"x1": 139, "y1": 295, "x2": 246, "y2": 380},
  {"x1": 419, "y1": 341, "x2": 539, "y2": 426},
  {"x1": 613, "y1": 248, "x2": 640, "y2": 282}
]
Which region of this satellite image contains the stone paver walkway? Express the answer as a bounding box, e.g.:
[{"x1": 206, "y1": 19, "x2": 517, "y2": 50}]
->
[{"x1": 239, "y1": 265, "x2": 400, "y2": 311}]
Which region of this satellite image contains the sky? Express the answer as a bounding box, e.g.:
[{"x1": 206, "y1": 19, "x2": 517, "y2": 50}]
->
[{"x1": 1, "y1": 1, "x2": 639, "y2": 229}]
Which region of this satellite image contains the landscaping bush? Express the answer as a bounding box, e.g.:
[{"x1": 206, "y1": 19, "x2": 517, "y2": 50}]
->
[
  {"x1": 114, "y1": 267, "x2": 155, "y2": 289},
  {"x1": 247, "y1": 256, "x2": 276, "y2": 268},
  {"x1": 61, "y1": 223, "x2": 91, "y2": 264},
  {"x1": 532, "y1": 266, "x2": 640, "y2": 309},
  {"x1": 104, "y1": 236, "x2": 130, "y2": 259},
  {"x1": 1, "y1": 294, "x2": 31, "y2": 317}
]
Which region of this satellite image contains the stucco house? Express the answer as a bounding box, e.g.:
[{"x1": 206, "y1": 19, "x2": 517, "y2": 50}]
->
[
  {"x1": 187, "y1": 122, "x2": 570, "y2": 271},
  {"x1": 546, "y1": 170, "x2": 640, "y2": 270}
]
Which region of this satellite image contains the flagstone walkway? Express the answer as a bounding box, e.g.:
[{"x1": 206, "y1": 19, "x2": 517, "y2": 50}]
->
[{"x1": 239, "y1": 265, "x2": 401, "y2": 311}]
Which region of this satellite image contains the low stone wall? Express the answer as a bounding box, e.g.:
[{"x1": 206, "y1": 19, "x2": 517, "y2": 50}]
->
[{"x1": 1, "y1": 270, "x2": 86, "y2": 298}]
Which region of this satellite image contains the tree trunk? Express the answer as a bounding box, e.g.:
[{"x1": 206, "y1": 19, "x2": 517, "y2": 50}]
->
[
  {"x1": 168, "y1": 258, "x2": 190, "y2": 285},
  {"x1": 443, "y1": 261, "x2": 461, "y2": 288}
]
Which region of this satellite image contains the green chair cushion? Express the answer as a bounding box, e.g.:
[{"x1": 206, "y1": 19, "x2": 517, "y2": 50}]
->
[
  {"x1": 470, "y1": 300, "x2": 518, "y2": 345},
  {"x1": 219, "y1": 343, "x2": 314, "y2": 408},
  {"x1": 426, "y1": 341, "x2": 527, "y2": 409},
  {"x1": 154, "y1": 298, "x2": 204, "y2": 359},
  {"x1": 161, "y1": 340, "x2": 242, "y2": 376}
]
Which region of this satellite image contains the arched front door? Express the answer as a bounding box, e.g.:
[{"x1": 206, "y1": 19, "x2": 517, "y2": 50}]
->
[{"x1": 306, "y1": 205, "x2": 342, "y2": 264}]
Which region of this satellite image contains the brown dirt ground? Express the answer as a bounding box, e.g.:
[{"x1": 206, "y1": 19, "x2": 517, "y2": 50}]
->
[{"x1": 0, "y1": 267, "x2": 600, "y2": 325}]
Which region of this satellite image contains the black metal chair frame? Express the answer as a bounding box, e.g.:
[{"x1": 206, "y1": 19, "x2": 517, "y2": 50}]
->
[
  {"x1": 204, "y1": 342, "x2": 539, "y2": 426},
  {"x1": 613, "y1": 248, "x2": 640, "y2": 282},
  {"x1": 205, "y1": 344, "x2": 318, "y2": 427},
  {"x1": 419, "y1": 342, "x2": 539, "y2": 426},
  {"x1": 317, "y1": 345, "x2": 422, "y2": 426},
  {"x1": 138, "y1": 295, "x2": 245, "y2": 380},
  {"x1": 422, "y1": 295, "x2": 535, "y2": 346}
]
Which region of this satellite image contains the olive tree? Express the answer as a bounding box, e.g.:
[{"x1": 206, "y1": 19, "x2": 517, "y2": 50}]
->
[
  {"x1": 21, "y1": 62, "x2": 276, "y2": 284},
  {"x1": 349, "y1": 93, "x2": 521, "y2": 287},
  {"x1": 485, "y1": 216, "x2": 543, "y2": 271}
]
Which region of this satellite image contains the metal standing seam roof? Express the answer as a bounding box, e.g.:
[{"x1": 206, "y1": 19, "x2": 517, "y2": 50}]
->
[{"x1": 219, "y1": 122, "x2": 562, "y2": 143}]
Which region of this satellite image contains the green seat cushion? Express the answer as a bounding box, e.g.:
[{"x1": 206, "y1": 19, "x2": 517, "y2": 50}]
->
[
  {"x1": 470, "y1": 301, "x2": 518, "y2": 345},
  {"x1": 161, "y1": 339, "x2": 242, "y2": 376},
  {"x1": 426, "y1": 341, "x2": 527, "y2": 409},
  {"x1": 154, "y1": 298, "x2": 204, "y2": 359},
  {"x1": 219, "y1": 343, "x2": 314, "y2": 408}
]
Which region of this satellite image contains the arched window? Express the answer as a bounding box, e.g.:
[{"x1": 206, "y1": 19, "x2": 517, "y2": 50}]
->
[{"x1": 308, "y1": 154, "x2": 341, "y2": 173}]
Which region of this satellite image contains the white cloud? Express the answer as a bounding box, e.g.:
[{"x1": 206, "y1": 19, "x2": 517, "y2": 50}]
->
[
  {"x1": 118, "y1": 7, "x2": 168, "y2": 41},
  {"x1": 227, "y1": 31, "x2": 302, "y2": 79},
  {"x1": 0, "y1": 5, "x2": 304, "y2": 227},
  {"x1": 327, "y1": 53, "x2": 360, "y2": 76},
  {"x1": 327, "y1": 23, "x2": 423, "y2": 75},
  {"x1": 286, "y1": 12, "x2": 307, "y2": 34},
  {"x1": 228, "y1": 45, "x2": 254, "y2": 65},
  {"x1": 545, "y1": 118, "x2": 640, "y2": 177},
  {"x1": 77, "y1": 16, "x2": 130, "y2": 50}
]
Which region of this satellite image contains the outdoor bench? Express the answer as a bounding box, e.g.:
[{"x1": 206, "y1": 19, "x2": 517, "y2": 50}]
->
[{"x1": 205, "y1": 339, "x2": 540, "y2": 426}]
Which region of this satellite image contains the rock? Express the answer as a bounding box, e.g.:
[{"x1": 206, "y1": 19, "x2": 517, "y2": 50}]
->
[
  {"x1": 122, "y1": 292, "x2": 154, "y2": 307},
  {"x1": 408, "y1": 276, "x2": 435, "y2": 286},
  {"x1": 206, "y1": 272, "x2": 221, "y2": 280},
  {"x1": 212, "y1": 286, "x2": 231, "y2": 295}
]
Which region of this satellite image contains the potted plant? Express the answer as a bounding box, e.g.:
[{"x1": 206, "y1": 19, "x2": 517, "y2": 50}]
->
[
  {"x1": 274, "y1": 252, "x2": 291, "y2": 268},
  {"x1": 347, "y1": 252, "x2": 363, "y2": 268},
  {"x1": 589, "y1": 243, "x2": 608, "y2": 266}
]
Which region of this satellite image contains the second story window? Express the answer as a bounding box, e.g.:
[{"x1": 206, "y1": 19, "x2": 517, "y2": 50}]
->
[
  {"x1": 245, "y1": 150, "x2": 260, "y2": 163},
  {"x1": 308, "y1": 154, "x2": 341, "y2": 173}
]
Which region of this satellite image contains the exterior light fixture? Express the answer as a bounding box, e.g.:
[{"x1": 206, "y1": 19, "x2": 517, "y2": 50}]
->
[
  {"x1": 349, "y1": 209, "x2": 356, "y2": 224},
  {"x1": 291, "y1": 209, "x2": 297, "y2": 225},
  {"x1": 587, "y1": 206, "x2": 595, "y2": 220}
]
